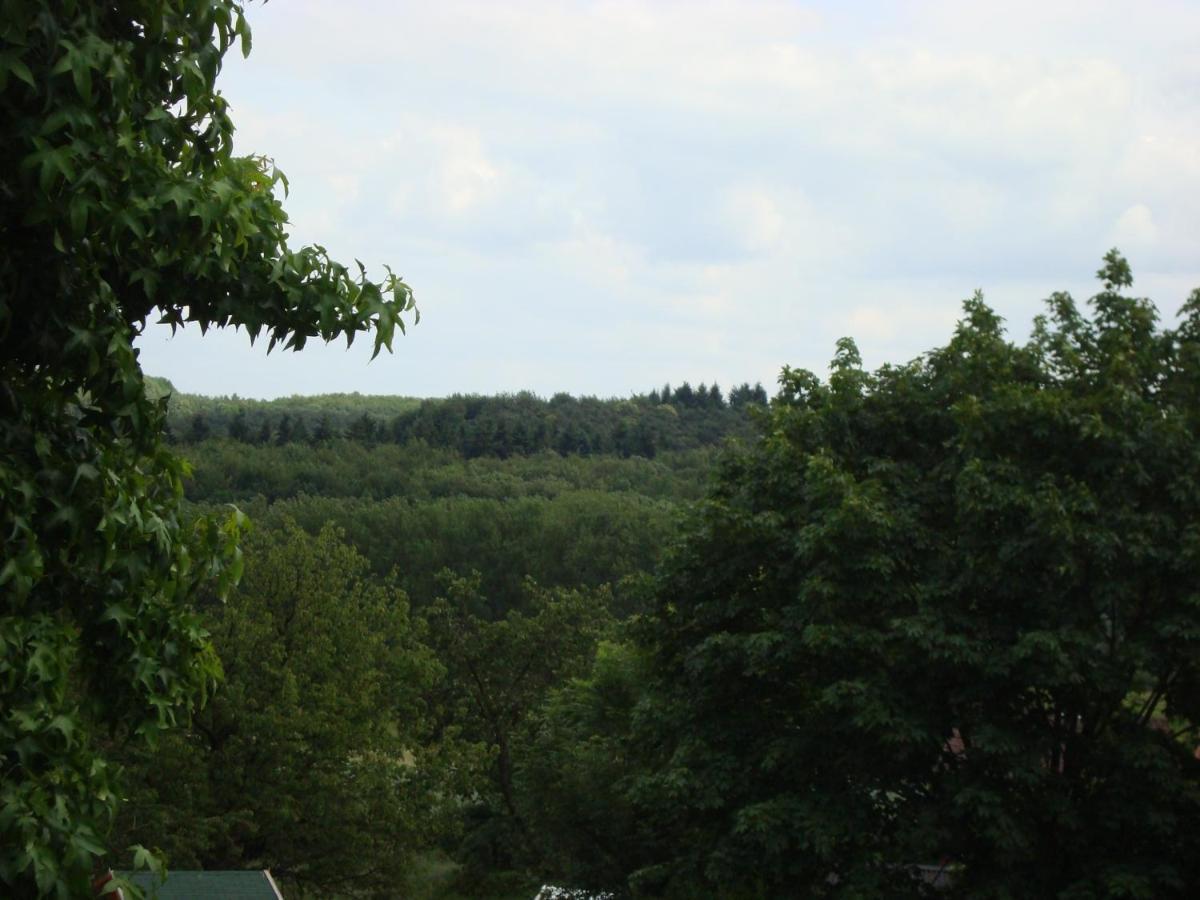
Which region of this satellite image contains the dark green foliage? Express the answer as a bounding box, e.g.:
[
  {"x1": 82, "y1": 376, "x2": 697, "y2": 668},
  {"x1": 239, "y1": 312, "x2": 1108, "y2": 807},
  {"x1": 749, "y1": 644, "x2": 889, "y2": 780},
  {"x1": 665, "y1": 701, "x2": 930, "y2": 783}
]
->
[
  {"x1": 149, "y1": 409, "x2": 717, "y2": 889},
  {"x1": 288, "y1": 414, "x2": 309, "y2": 445},
  {"x1": 273, "y1": 413, "x2": 293, "y2": 446},
  {"x1": 170, "y1": 438, "x2": 713, "y2": 616},
  {"x1": 246, "y1": 489, "x2": 675, "y2": 618},
  {"x1": 186, "y1": 413, "x2": 212, "y2": 443},
  {"x1": 174, "y1": 437, "x2": 715, "y2": 502},
  {"x1": 227, "y1": 407, "x2": 249, "y2": 442},
  {"x1": 630, "y1": 254, "x2": 1200, "y2": 897},
  {"x1": 518, "y1": 641, "x2": 656, "y2": 893},
  {"x1": 155, "y1": 382, "x2": 421, "y2": 439},
  {"x1": 388, "y1": 390, "x2": 752, "y2": 459},
  {"x1": 164, "y1": 385, "x2": 757, "y2": 457},
  {"x1": 728, "y1": 381, "x2": 769, "y2": 409},
  {"x1": 345, "y1": 411, "x2": 380, "y2": 444},
  {"x1": 254, "y1": 417, "x2": 272, "y2": 446},
  {"x1": 422, "y1": 575, "x2": 613, "y2": 885},
  {"x1": 224, "y1": 442, "x2": 706, "y2": 500},
  {"x1": 312, "y1": 414, "x2": 337, "y2": 443},
  {"x1": 111, "y1": 524, "x2": 450, "y2": 898},
  {"x1": 0, "y1": 1, "x2": 413, "y2": 892}
]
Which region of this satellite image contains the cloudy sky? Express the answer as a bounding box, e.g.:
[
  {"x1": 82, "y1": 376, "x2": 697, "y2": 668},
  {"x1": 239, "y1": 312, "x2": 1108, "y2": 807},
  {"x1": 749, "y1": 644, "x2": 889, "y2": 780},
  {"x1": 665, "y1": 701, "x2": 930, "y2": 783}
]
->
[{"x1": 136, "y1": 0, "x2": 1200, "y2": 399}]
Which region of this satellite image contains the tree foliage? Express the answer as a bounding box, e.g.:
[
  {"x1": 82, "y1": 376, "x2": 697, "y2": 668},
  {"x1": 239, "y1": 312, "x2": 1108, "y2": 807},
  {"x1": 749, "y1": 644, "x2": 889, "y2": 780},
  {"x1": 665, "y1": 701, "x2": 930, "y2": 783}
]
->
[
  {"x1": 159, "y1": 385, "x2": 761, "y2": 460},
  {"x1": 0, "y1": 1, "x2": 413, "y2": 893},
  {"x1": 111, "y1": 524, "x2": 446, "y2": 898},
  {"x1": 246, "y1": 490, "x2": 672, "y2": 619},
  {"x1": 422, "y1": 574, "x2": 613, "y2": 885},
  {"x1": 176, "y1": 438, "x2": 716, "y2": 507},
  {"x1": 632, "y1": 254, "x2": 1200, "y2": 897},
  {"x1": 517, "y1": 640, "x2": 656, "y2": 893}
]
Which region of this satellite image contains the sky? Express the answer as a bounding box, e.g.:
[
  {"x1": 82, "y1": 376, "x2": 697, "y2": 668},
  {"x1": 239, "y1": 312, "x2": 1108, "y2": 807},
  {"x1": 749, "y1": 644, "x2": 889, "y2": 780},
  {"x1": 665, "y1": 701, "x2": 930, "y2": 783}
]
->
[{"x1": 135, "y1": 0, "x2": 1200, "y2": 400}]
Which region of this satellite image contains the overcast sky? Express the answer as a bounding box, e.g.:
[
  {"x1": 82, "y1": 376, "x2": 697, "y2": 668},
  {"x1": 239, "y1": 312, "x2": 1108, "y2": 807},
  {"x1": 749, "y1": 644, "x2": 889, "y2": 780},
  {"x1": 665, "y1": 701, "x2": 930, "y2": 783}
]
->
[{"x1": 136, "y1": 0, "x2": 1200, "y2": 400}]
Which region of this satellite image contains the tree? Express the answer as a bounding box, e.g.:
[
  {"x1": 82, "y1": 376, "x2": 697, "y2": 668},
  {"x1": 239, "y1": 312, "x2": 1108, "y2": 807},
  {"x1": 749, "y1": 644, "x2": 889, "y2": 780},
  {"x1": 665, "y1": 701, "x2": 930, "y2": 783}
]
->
[
  {"x1": 111, "y1": 523, "x2": 447, "y2": 897},
  {"x1": 289, "y1": 415, "x2": 309, "y2": 445},
  {"x1": 0, "y1": 2, "x2": 416, "y2": 894},
  {"x1": 517, "y1": 640, "x2": 656, "y2": 893},
  {"x1": 274, "y1": 412, "x2": 293, "y2": 445},
  {"x1": 312, "y1": 413, "x2": 336, "y2": 443},
  {"x1": 422, "y1": 574, "x2": 612, "y2": 877},
  {"x1": 255, "y1": 416, "x2": 273, "y2": 446},
  {"x1": 186, "y1": 412, "x2": 211, "y2": 443},
  {"x1": 227, "y1": 407, "x2": 249, "y2": 442},
  {"x1": 346, "y1": 411, "x2": 378, "y2": 444},
  {"x1": 631, "y1": 254, "x2": 1200, "y2": 897}
]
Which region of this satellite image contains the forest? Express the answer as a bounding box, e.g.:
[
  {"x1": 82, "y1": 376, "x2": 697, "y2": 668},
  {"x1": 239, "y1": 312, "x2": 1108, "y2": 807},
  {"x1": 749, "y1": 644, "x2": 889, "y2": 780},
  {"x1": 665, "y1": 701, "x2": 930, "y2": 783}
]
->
[
  {"x1": 152, "y1": 379, "x2": 768, "y2": 460},
  {"x1": 5, "y1": 3, "x2": 1200, "y2": 899},
  {"x1": 105, "y1": 383, "x2": 759, "y2": 897},
  {"x1": 113, "y1": 288, "x2": 1200, "y2": 898}
]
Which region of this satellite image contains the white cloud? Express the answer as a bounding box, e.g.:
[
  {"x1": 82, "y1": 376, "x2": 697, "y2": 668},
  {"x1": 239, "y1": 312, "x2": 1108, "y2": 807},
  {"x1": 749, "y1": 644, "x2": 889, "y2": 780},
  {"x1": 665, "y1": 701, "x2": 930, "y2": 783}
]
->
[
  {"x1": 724, "y1": 187, "x2": 785, "y2": 253},
  {"x1": 326, "y1": 172, "x2": 361, "y2": 205},
  {"x1": 136, "y1": 0, "x2": 1200, "y2": 398},
  {"x1": 1109, "y1": 204, "x2": 1159, "y2": 249},
  {"x1": 424, "y1": 125, "x2": 503, "y2": 217}
]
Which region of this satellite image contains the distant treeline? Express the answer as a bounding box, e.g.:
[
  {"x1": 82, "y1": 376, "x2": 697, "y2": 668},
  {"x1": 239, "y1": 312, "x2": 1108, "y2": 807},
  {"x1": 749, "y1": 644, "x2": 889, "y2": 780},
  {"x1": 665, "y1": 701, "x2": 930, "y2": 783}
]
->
[
  {"x1": 146, "y1": 375, "x2": 423, "y2": 434},
  {"x1": 158, "y1": 379, "x2": 769, "y2": 458}
]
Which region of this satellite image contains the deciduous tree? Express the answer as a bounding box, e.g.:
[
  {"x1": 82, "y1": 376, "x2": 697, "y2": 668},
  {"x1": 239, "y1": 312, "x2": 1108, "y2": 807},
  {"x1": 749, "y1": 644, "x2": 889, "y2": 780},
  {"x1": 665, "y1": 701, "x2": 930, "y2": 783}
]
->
[
  {"x1": 0, "y1": 1, "x2": 415, "y2": 893},
  {"x1": 633, "y1": 254, "x2": 1200, "y2": 897},
  {"x1": 111, "y1": 523, "x2": 446, "y2": 897},
  {"x1": 422, "y1": 574, "x2": 612, "y2": 875}
]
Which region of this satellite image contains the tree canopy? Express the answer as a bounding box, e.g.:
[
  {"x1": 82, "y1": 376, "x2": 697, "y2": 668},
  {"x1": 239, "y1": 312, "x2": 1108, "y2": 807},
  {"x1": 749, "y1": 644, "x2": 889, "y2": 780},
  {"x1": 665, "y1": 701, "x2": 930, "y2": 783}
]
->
[
  {"x1": 111, "y1": 523, "x2": 446, "y2": 897},
  {"x1": 0, "y1": 1, "x2": 414, "y2": 893},
  {"x1": 631, "y1": 253, "x2": 1200, "y2": 897},
  {"x1": 422, "y1": 573, "x2": 613, "y2": 887}
]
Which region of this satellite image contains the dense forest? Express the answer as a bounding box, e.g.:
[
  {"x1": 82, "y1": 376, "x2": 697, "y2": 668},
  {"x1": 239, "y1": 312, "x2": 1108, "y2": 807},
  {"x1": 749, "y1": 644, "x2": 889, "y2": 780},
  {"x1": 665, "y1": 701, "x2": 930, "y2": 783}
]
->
[
  {"x1": 158, "y1": 382, "x2": 766, "y2": 623},
  {"x1": 151, "y1": 377, "x2": 768, "y2": 459},
  {"x1": 113, "y1": 272, "x2": 1200, "y2": 899},
  {"x1": 107, "y1": 383, "x2": 760, "y2": 897}
]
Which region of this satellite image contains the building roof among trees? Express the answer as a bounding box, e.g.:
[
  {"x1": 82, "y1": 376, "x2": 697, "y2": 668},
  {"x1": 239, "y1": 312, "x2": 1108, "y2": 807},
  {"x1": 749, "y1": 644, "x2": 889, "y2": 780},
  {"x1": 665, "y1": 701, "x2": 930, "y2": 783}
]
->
[{"x1": 124, "y1": 870, "x2": 284, "y2": 899}]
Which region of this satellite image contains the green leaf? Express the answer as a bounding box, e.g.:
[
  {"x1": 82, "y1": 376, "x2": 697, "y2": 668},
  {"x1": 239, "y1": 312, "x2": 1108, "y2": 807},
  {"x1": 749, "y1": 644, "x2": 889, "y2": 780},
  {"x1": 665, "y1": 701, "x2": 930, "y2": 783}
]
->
[
  {"x1": 71, "y1": 55, "x2": 92, "y2": 103},
  {"x1": 238, "y1": 15, "x2": 253, "y2": 59},
  {"x1": 130, "y1": 844, "x2": 165, "y2": 877},
  {"x1": 69, "y1": 197, "x2": 88, "y2": 236},
  {"x1": 47, "y1": 715, "x2": 76, "y2": 741},
  {"x1": 1, "y1": 52, "x2": 35, "y2": 88}
]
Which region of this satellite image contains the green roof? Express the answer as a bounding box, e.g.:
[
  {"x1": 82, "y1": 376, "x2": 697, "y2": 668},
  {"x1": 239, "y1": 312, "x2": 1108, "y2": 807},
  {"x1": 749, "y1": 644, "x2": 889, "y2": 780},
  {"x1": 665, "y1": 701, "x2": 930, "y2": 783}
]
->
[{"x1": 123, "y1": 870, "x2": 283, "y2": 899}]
